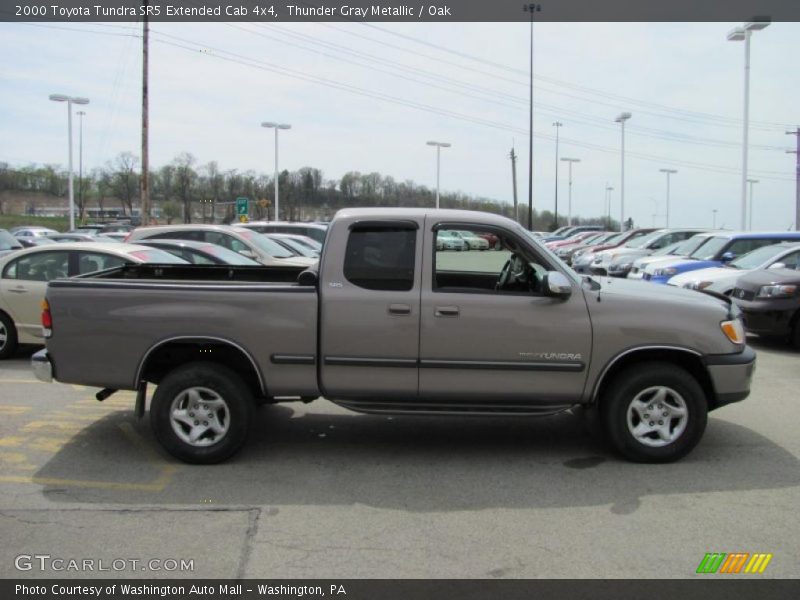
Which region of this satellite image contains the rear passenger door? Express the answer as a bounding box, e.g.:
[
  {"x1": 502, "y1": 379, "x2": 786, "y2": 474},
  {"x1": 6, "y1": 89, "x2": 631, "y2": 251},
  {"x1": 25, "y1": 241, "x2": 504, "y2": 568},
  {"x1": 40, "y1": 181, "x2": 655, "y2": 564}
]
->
[{"x1": 319, "y1": 221, "x2": 422, "y2": 400}]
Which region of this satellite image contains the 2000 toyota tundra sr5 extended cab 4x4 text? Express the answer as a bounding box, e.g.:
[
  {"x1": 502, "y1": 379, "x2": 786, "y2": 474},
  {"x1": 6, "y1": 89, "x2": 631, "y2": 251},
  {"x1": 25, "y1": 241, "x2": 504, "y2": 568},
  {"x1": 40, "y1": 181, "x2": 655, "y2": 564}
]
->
[{"x1": 32, "y1": 209, "x2": 755, "y2": 464}]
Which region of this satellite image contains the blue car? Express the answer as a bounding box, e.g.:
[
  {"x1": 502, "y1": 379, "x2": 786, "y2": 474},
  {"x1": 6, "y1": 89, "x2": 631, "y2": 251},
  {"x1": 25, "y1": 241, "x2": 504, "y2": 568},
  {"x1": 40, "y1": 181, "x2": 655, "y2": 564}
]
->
[{"x1": 644, "y1": 231, "x2": 800, "y2": 284}]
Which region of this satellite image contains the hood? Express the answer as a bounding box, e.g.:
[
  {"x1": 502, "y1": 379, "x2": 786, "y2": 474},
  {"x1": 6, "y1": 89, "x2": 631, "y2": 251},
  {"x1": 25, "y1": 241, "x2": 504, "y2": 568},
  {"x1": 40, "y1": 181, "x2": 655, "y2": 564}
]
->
[
  {"x1": 607, "y1": 248, "x2": 650, "y2": 265},
  {"x1": 592, "y1": 275, "x2": 726, "y2": 309},
  {"x1": 735, "y1": 267, "x2": 800, "y2": 291},
  {"x1": 669, "y1": 266, "x2": 740, "y2": 286},
  {"x1": 635, "y1": 255, "x2": 683, "y2": 269},
  {"x1": 647, "y1": 258, "x2": 719, "y2": 275}
]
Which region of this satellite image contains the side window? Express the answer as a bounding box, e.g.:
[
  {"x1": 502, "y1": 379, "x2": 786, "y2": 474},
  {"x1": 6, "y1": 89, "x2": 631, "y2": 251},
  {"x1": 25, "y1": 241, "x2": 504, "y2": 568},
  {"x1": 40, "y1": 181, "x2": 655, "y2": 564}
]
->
[
  {"x1": 434, "y1": 227, "x2": 549, "y2": 295},
  {"x1": 343, "y1": 227, "x2": 416, "y2": 291},
  {"x1": 77, "y1": 252, "x2": 126, "y2": 274},
  {"x1": 151, "y1": 230, "x2": 203, "y2": 242},
  {"x1": 776, "y1": 250, "x2": 800, "y2": 270},
  {"x1": 185, "y1": 250, "x2": 215, "y2": 265},
  {"x1": 727, "y1": 239, "x2": 772, "y2": 257},
  {"x1": 2, "y1": 251, "x2": 69, "y2": 281}
]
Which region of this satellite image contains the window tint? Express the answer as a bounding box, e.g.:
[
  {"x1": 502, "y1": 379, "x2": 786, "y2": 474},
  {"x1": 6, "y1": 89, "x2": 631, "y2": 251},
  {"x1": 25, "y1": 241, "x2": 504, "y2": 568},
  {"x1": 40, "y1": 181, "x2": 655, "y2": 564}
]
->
[
  {"x1": 343, "y1": 227, "x2": 416, "y2": 291},
  {"x1": 727, "y1": 239, "x2": 777, "y2": 258},
  {"x1": 3, "y1": 251, "x2": 69, "y2": 281},
  {"x1": 77, "y1": 252, "x2": 127, "y2": 274}
]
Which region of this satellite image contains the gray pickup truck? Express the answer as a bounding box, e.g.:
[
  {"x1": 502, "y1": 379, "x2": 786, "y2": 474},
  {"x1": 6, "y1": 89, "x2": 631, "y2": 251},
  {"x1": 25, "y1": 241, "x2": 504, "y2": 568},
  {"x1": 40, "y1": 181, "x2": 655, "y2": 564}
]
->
[{"x1": 33, "y1": 208, "x2": 755, "y2": 464}]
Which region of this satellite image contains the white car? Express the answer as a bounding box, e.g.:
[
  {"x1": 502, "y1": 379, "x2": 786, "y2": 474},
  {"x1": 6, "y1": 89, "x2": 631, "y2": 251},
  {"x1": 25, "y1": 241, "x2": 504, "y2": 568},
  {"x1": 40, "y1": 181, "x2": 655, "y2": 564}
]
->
[
  {"x1": 11, "y1": 226, "x2": 59, "y2": 238},
  {"x1": 126, "y1": 224, "x2": 316, "y2": 268},
  {"x1": 628, "y1": 233, "x2": 719, "y2": 280},
  {"x1": 668, "y1": 242, "x2": 800, "y2": 295},
  {"x1": 449, "y1": 230, "x2": 490, "y2": 250},
  {"x1": 0, "y1": 242, "x2": 187, "y2": 359}
]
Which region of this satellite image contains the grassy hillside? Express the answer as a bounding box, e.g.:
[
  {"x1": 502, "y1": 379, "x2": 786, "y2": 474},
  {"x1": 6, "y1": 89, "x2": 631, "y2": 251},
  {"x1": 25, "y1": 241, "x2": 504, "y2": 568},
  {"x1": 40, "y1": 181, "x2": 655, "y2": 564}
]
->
[{"x1": 0, "y1": 215, "x2": 69, "y2": 232}]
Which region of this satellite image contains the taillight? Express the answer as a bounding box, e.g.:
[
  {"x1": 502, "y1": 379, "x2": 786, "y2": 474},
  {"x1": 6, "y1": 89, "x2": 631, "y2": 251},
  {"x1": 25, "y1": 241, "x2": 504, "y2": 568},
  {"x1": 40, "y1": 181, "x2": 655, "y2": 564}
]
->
[{"x1": 41, "y1": 299, "x2": 52, "y2": 337}]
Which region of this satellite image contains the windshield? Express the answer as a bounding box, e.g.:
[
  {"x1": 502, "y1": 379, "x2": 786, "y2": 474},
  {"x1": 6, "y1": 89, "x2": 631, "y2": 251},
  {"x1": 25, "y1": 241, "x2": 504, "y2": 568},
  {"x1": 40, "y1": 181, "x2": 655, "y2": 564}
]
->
[
  {"x1": 128, "y1": 249, "x2": 189, "y2": 263},
  {"x1": 199, "y1": 244, "x2": 260, "y2": 265},
  {"x1": 234, "y1": 229, "x2": 295, "y2": 258},
  {"x1": 729, "y1": 244, "x2": 788, "y2": 270},
  {"x1": 675, "y1": 234, "x2": 710, "y2": 256},
  {"x1": 690, "y1": 236, "x2": 728, "y2": 260},
  {"x1": 600, "y1": 233, "x2": 624, "y2": 245},
  {"x1": 625, "y1": 230, "x2": 662, "y2": 248},
  {"x1": 652, "y1": 241, "x2": 681, "y2": 256}
]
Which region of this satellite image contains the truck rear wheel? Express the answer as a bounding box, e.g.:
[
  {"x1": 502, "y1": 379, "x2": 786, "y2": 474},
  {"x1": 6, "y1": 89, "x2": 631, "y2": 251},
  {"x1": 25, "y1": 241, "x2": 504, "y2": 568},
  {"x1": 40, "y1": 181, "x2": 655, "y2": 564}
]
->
[
  {"x1": 601, "y1": 362, "x2": 707, "y2": 463},
  {"x1": 150, "y1": 362, "x2": 253, "y2": 464}
]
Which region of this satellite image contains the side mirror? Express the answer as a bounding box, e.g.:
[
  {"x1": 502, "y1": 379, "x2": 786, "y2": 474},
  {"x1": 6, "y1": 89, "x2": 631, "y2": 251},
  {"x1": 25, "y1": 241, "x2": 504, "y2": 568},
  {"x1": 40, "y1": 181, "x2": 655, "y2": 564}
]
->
[
  {"x1": 721, "y1": 252, "x2": 736, "y2": 263},
  {"x1": 768, "y1": 262, "x2": 786, "y2": 270},
  {"x1": 544, "y1": 271, "x2": 572, "y2": 298},
  {"x1": 297, "y1": 268, "x2": 319, "y2": 287}
]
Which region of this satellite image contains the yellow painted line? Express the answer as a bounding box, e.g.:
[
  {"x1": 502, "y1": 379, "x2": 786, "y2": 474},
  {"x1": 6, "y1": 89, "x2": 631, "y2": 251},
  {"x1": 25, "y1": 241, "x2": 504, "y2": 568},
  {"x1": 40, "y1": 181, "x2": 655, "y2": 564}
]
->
[
  {"x1": 0, "y1": 474, "x2": 172, "y2": 492},
  {"x1": 0, "y1": 406, "x2": 32, "y2": 416},
  {"x1": 758, "y1": 554, "x2": 773, "y2": 573},
  {"x1": 0, "y1": 436, "x2": 25, "y2": 448},
  {"x1": 26, "y1": 437, "x2": 73, "y2": 454},
  {"x1": 0, "y1": 379, "x2": 41, "y2": 384},
  {"x1": 0, "y1": 451, "x2": 32, "y2": 465},
  {"x1": 21, "y1": 421, "x2": 84, "y2": 433}
]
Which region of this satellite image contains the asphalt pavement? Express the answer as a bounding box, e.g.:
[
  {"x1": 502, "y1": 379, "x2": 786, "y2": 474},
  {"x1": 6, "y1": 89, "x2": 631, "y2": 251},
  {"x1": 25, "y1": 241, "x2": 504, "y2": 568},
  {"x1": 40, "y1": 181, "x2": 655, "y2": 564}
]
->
[{"x1": 0, "y1": 338, "x2": 798, "y2": 579}]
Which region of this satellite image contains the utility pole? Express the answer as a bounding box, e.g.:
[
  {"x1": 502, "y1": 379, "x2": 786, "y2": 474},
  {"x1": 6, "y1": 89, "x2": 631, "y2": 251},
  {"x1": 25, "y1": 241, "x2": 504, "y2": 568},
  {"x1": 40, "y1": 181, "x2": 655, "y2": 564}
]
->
[
  {"x1": 552, "y1": 121, "x2": 562, "y2": 230},
  {"x1": 523, "y1": 3, "x2": 540, "y2": 231},
  {"x1": 605, "y1": 184, "x2": 614, "y2": 230},
  {"x1": 788, "y1": 128, "x2": 799, "y2": 231},
  {"x1": 509, "y1": 145, "x2": 519, "y2": 224},
  {"x1": 747, "y1": 178, "x2": 759, "y2": 230},
  {"x1": 140, "y1": 0, "x2": 150, "y2": 226}
]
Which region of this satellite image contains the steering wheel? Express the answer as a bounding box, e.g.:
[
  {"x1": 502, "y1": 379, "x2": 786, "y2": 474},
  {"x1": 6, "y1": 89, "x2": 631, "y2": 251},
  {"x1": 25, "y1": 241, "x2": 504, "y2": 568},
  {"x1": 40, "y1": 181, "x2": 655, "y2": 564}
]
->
[{"x1": 497, "y1": 254, "x2": 526, "y2": 291}]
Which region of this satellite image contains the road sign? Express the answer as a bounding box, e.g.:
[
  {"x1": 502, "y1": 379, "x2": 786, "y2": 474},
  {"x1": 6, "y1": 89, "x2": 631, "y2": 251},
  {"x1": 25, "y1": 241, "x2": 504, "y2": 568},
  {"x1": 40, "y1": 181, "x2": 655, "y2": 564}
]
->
[
  {"x1": 238, "y1": 215, "x2": 249, "y2": 223},
  {"x1": 236, "y1": 197, "x2": 249, "y2": 216}
]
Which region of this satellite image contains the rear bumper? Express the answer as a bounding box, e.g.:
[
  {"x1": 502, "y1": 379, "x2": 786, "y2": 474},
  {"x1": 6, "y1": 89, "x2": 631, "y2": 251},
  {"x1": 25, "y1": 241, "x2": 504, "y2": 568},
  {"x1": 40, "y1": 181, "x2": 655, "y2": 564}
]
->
[
  {"x1": 705, "y1": 346, "x2": 756, "y2": 408},
  {"x1": 32, "y1": 349, "x2": 53, "y2": 383}
]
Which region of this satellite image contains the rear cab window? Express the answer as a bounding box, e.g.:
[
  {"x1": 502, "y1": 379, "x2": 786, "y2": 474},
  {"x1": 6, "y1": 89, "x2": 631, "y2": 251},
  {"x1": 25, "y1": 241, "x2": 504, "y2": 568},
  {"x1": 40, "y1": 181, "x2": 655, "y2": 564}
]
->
[{"x1": 343, "y1": 225, "x2": 417, "y2": 291}]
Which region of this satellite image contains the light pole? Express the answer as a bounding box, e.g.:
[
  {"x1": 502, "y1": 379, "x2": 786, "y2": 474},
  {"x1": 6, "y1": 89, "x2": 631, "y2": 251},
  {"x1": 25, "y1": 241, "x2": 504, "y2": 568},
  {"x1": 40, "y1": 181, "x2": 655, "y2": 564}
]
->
[
  {"x1": 523, "y1": 3, "x2": 540, "y2": 230},
  {"x1": 560, "y1": 157, "x2": 580, "y2": 226},
  {"x1": 261, "y1": 122, "x2": 291, "y2": 221},
  {"x1": 605, "y1": 184, "x2": 614, "y2": 230},
  {"x1": 788, "y1": 128, "x2": 799, "y2": 231},
  {"x1": 712, "y1": 209, "x2": 718, "y2": 228},
  {"x1": 659, "y1": 168, "x2": 677, "y2": 228},
  {"x1": 728, "y1": 20, "x2": 770, "y2": 230},
  {"x1": 747, "y1": 178, "x2": 759, "y2": 230},
  {"x1": 77, "y1": 110, "x2": 86, "y2": 222},
  {"x1": 426, "y1": 141, "x2": 451, "y2": 209},
  {"x1": 552, "y1": 121, "x2": 562, "y2": 230},
  {"x1": 615, "y1": 112, "x2": 632, "y2": 231},
  {"x1": 49, "y1": 94, "x2": 89, "y2": 231}
]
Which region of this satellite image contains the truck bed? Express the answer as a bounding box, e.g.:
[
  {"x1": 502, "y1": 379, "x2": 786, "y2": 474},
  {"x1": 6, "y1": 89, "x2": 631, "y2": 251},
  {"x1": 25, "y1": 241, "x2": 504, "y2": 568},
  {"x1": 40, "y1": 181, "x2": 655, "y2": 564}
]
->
[{"x1": 81, "y1": 263, "x2": 308, "y2": 283}]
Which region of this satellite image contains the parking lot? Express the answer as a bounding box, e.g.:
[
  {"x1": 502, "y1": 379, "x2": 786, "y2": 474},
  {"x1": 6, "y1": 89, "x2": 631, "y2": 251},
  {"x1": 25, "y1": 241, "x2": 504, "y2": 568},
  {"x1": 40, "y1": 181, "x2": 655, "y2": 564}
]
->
[{"x1": 0, "y1": 337, "x2": 798, "y2": 579}]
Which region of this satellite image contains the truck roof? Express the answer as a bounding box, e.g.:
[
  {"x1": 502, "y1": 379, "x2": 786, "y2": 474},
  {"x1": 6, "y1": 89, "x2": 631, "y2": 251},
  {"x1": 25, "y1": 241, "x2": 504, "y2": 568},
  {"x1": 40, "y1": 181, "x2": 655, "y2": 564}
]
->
[{"x1": 333, "y1": 207, "x2": 519, "y2": 229}]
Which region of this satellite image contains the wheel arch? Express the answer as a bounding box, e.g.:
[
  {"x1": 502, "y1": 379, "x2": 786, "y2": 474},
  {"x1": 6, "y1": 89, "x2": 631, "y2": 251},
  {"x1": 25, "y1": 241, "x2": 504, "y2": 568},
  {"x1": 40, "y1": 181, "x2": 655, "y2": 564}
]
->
[
  {"x1": 135, "y1": 336, "x2": 267, "y2": 399},
  {"x1": 591, "y1": 346, "x2": 717, "y2": 410}
]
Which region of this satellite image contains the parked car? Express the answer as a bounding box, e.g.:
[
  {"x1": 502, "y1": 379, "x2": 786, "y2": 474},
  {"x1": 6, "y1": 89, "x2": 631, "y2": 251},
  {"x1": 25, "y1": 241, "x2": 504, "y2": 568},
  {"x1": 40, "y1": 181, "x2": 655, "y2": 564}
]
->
[
  {"x1": 477, "y1": 231, "x2": 501, "y2": 249},
  {"x1": 48, "y1": 233, "x2": 121, "y2": 243},
  {"x1": 264, "y1": 233, "x2": 321, "y2": 259},
  {"x1": 572, "y1": 229, "x2": 658, "y2": 274},
  {"x1": 11, "y1": 226, "x2": 59, "y2": 238},
  {"x1": 601, "y1": 229, "x2": 709, "y2": 277},
  {"x1": 0, "y1": 229, "x2": 24, "y2": 257},
  {"x1": 126, "y1": 224, "x2": 316, "y2": 268},
  {"x1": 448, "y1": 230, "x2": 490, "y2": 250},
  {"x1": 546, "y1": 231, "x2": 603, "y2": 250},
  {"x1": 36, "y1": 208, "x2": 754, "y2": 465},
  {"x1": 552, "y1": 232, "x2": 613, "y2": 263},
  {"x1": 540, "y1": 225, "x2": 603, "y2": 244},
  {"x1": 99, "y1": 232, "x2": 129, "y2": 242},
  {"x1": 135, "y1": 239, "x2": 261, "y2": 265},
  {"x1": 644, "y1": 232, "x2": 800, "y2": 284},
  {"x1": 731, "y1": 267, "x2": 800, "y2": 348},
  {"x1": 240, "y1": 221, "x2": 329, "y2": 245},
  {"x1": 0, "y1": 242, "x2": 187, "y2": 359},
  {"x1": 669, "y1": 242, "x2": 800, "y2": 295},
  {"x1": 628, "y1": 233, "x2": 719, "y2": 280},
  {"x1": 15, "y1": 237, "x2": 57, "y2": 249},
  {"x1": 436, "y1": 231, "x2": 467, "y2": 251}
]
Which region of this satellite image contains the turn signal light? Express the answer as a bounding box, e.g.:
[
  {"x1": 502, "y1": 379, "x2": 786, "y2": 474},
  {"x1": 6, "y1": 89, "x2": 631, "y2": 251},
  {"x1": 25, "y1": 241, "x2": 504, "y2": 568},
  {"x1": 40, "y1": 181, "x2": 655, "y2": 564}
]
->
[{"x1": 720, "y1": 319, "x2": 745, "y2": 345}]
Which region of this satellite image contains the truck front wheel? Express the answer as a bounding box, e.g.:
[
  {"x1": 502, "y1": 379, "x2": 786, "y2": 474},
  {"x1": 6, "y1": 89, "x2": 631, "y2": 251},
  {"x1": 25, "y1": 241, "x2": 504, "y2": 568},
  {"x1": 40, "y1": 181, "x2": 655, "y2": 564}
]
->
[
  {"x1": 602, "y1": 362, "x2": 707, "y2": 463},
  {"x1": 150, "y1": 362, "x2": 253, "y2": 464}
]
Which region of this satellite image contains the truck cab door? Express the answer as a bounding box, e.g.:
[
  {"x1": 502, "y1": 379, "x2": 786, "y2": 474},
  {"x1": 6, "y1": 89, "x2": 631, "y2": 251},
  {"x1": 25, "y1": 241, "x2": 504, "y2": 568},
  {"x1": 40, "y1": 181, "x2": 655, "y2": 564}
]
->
[
  {"x1": 419, "y1": 220, "x2": 592, "y2": 405},
  {"x1": 319, "y1": 219, "x2": 422, "y2": 401}
]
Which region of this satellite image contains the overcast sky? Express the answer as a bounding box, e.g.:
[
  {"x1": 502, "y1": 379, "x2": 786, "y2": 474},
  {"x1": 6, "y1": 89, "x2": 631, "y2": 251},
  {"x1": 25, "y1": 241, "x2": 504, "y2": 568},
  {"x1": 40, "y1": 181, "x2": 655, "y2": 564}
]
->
[{"x1": 1, "y1": 21, "x2": 798, "y2": 229}]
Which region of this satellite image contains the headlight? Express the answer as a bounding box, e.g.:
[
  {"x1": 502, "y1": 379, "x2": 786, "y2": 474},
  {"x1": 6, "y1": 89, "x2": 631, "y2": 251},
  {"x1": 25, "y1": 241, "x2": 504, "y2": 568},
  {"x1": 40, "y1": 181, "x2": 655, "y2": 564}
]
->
[
  {"x1": 654, "y1": 267, "x2": 678, "y2": 277},
  {"x1": 720, "y1": 319, "x2": 745, "y2": 345},
  {"x1": 756, "y1": 284, "x2": 797, "y2": 299},
  {"x1": 684, "y1": 281, "x2": 712, "y2": 290}
]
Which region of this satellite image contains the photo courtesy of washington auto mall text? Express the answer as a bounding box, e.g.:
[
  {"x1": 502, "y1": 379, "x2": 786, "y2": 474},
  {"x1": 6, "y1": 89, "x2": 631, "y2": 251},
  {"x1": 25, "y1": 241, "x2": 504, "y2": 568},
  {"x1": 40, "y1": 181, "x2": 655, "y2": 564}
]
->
[{"x1": 1, "y1": 0, "x2": 800, "y2": 599}]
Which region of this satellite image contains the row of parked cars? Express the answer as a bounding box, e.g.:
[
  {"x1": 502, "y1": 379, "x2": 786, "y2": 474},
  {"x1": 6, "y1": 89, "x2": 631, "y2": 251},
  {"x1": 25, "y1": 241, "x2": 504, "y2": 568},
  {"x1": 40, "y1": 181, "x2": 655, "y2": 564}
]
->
[
  {"x1": 0, "y1": 221, "x2": 329, "y2": 359},
  {"x1": 544, "y1": 225, "x2": 800, "y2": 349}
]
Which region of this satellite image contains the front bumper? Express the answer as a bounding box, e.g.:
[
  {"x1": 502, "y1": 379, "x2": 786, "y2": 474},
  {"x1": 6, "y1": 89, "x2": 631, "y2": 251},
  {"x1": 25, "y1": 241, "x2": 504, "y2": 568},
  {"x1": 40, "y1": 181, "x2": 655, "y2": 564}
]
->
[
  {"x1": 734, "y1": 297, "x2": 798, "y2": 337},
  {"x1": 32, "y1": 349, "x2": 53, "y2": 383},
  {"x1": 705, "y1": 346, "x2": 756, "y2": 408}
]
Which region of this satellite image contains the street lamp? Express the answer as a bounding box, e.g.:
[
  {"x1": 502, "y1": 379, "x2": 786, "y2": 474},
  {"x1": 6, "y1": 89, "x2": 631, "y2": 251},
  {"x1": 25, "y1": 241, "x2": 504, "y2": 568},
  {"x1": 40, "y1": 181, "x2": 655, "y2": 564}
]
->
[
  {"x1": 426, "y1": 141, "x2": 451, "y2": 209},
  {"x1": 659, "y1": 168, "x2": 678, "y2": 228},
  {"x1": 261, "y1": 122, "x2": 291, "y2": 221},
  {"x1": 552, "y1": 121, "x2": 563, "y2": 229},
  {"x1": 747, "y1": 178, "x2": 759, "y2": 230},
  {"x1": 560, "y1": 157, "x2": 580, "y2": 226},
  {"x1": 49, "y1": 94, "x2": 89, "y2": 231},
  {"x1": 77, "y1": 110, "x2": 86, "y2": 222},
  {"x1": 728, "y1": 19, "x2": 770, "y2": 230},
  {"x1": 523, "y1": 3, "x2": 540, "y2": 230},
  {"x1": 605, "y1": 184, "x2": 614, "y2": 230},
  {"x1": 712, "y1": 209, "x2": 718, "y2": 228},
  {"x1": 615, "y1": 112, "x2": 632, "y2": 232}
]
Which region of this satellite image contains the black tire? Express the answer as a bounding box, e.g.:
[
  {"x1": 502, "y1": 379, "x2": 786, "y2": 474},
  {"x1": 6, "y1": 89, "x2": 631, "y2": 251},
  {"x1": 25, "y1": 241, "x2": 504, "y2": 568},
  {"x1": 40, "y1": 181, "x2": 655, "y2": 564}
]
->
[
  {"x1": 601, "y1": 362, "x2": 707, "y2": 463},
  {"x1": 0, "y1": 312, "x2": 18, "y2": 360},
  {"x1": 150, "y1": 362, "x2": 253, "y2": 464},
  {"x1": 790, "y1": 315, "x2": 800, "y2": 351}
]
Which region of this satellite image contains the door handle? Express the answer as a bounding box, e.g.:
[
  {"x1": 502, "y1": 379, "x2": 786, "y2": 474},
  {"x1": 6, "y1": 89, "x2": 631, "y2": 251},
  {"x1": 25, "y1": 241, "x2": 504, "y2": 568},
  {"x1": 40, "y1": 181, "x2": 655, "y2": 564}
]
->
[
  {"x1": 388, "y1": 303, "x2": 411, "y2": 316},
  {"x1": 435, "y1": 306, "x2": 460, "y2": 318},
  {"x1": 8, "y1": 288, "x2": 28, "y2": 294}
]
